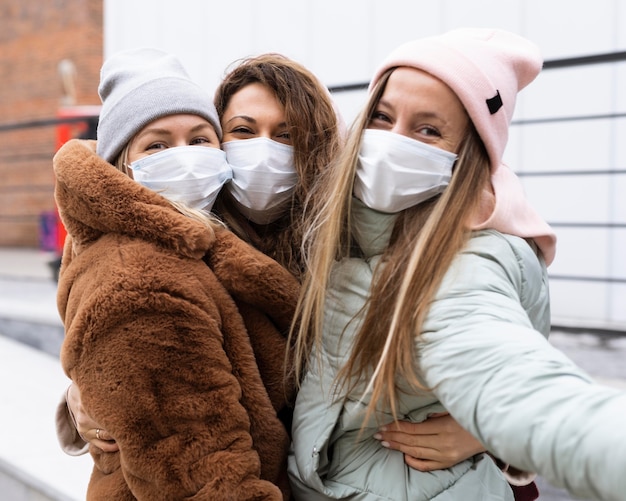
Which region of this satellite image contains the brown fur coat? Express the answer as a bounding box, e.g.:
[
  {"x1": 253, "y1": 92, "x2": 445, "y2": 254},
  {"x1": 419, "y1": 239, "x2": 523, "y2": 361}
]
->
[{"x1": 54, "y1": 139, "x2": 299, "y2": 500}]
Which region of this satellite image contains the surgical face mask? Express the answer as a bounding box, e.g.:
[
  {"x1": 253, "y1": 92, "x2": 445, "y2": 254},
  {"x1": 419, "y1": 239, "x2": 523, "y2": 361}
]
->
[
  {"x1": 222, "y1": 138, "x2": 298, "y2": 224},
  {"x1": 129, "y1": 146, "x2": 232, "y2": 212},
  {"x1": 353, "y1": 129, "x2": 457, "y2": 213}
]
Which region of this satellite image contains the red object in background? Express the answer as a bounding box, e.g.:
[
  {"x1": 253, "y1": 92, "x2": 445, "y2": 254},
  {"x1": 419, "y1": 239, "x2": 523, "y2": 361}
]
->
[
  {"x1": 51, "y1": 106, "x2": 100, "y2": 254},
  {"x1": 55, "y1": 105, "x2": 101, "y2": 150},
  {"x1": 56, "y1": 208, "x2": 67, "y2": 253}
]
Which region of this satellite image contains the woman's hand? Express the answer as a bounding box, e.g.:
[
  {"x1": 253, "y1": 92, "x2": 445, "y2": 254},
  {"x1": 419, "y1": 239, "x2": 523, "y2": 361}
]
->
[
  {"x1": 67, "y1": 383, "x2": 119, "y2": 452},
  {"x1": 373, "y1": 412, "x2": 485, "y2": 471}
]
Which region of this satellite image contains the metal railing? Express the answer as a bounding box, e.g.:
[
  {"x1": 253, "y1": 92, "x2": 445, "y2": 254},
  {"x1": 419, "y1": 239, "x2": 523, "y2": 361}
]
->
[{"x1": 0, "y1": 115, "x2": 98, "y2": 226}]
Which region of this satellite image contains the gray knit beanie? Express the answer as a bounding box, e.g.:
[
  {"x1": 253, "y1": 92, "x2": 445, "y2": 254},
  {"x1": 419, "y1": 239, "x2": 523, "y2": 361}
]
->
[{"x1": 96, "y1": 48, "x2": 221, "y2": 163}]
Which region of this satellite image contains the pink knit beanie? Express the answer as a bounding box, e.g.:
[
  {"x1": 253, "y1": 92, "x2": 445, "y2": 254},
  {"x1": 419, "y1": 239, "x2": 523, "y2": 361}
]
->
[{"x1": 369, "y1": 28, "x2": 556, "y2": 265}]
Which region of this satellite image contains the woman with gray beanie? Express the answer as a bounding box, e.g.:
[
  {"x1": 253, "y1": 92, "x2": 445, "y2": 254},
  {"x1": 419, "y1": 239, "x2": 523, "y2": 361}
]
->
[{"x1": 53, "y1": 47, "x2": 299, "y2": 500}]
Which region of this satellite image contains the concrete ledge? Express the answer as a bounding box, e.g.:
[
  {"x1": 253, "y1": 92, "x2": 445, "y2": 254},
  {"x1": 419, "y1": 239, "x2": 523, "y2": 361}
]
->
[
  {"x1": 0, "y1": 318, "x2": 64, "y2": 358},
  {"x1": 0, "y1": 456, "x2": 78, "y2": 501},
  {"x1": 0, "y1": 274, "x2": 63, "y2": 357},
  {"x1": 0, "y1": 335, "x2": 92, "y2": 501}
]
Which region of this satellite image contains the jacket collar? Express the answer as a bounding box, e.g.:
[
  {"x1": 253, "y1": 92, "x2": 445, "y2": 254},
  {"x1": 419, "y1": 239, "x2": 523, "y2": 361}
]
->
[{"x1": 351, "y1": 197, "x2": 398, "y2": 258}]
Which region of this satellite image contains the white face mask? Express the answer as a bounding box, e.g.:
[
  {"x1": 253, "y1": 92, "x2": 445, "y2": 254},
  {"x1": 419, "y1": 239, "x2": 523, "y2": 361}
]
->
[
  {"x1": 222, "y1": 138, "x2": 298, "y2": 224},
  {"x1": 129, "y1": 146, "x2": 232, "y2": 212},
  {"x1": 353, "y1": 129, "x2": 457, "y2": 213}
]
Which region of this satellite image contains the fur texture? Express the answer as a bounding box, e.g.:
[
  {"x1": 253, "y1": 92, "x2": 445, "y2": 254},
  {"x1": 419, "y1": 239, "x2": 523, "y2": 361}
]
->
[{"x1": 54, "y1": 139, "x2": 299, "y2": 500}]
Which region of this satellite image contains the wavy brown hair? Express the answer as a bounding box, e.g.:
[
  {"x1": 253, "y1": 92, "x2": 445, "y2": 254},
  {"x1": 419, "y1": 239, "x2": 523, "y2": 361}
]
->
[
  {"x1": 291, "y1": 68, "x2": 491, "y2": 422},
  {"x1": 213, "y1": 53, "x2": 343, "y2": 279}
]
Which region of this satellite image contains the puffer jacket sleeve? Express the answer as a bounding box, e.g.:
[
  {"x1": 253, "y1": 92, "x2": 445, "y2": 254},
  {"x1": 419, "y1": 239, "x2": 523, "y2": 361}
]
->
[{"x1": 417, "y1": 230, "x2": 626, "y2": 501}]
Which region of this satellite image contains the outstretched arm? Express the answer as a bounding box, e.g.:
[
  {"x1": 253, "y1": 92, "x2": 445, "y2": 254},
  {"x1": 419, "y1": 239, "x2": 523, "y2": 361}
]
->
[{"x1": 419, "y1": 233, "x2": 626, "y2": 501}]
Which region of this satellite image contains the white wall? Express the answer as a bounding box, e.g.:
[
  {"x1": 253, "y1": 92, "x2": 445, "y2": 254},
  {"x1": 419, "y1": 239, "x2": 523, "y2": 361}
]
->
[{"x1": 104, "y1": 0, "x2": 626, "y2": 330}]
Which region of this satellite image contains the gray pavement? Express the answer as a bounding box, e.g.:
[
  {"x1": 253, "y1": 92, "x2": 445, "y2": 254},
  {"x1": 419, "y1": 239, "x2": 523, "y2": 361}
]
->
[
  {"x1": 0, "y1": 247, "x2": 625, "y2": 500},
  {"x1": 0, "y1": 248, "x2": 91, "y2": 501}
]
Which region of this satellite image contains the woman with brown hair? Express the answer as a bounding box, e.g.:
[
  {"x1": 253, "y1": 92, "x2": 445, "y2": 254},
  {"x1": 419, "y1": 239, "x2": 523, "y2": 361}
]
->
[{"x1": 213, "y1": 53, "x2": 344, "y2": 280}]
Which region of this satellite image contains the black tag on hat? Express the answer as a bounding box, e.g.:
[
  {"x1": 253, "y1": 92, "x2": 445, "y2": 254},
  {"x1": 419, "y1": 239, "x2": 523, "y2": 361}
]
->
[{"x1": 486, "y1": 90, "x2": 503, "y2": 115}]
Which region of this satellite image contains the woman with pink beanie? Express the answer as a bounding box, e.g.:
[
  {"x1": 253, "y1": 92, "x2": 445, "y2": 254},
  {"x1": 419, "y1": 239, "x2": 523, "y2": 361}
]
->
[{"x1": 288, "y1": 28, "x2": 626, "y2": 500}]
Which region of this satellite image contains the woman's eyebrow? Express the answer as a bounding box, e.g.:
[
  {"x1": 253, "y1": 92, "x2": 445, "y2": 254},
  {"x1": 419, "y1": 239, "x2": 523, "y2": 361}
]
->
[{"x1": 223, "y1": 115, "x2": 256, "y2": 127}]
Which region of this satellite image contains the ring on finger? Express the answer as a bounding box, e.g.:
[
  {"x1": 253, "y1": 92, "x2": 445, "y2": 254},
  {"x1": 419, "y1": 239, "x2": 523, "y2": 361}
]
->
[{"x1": 96, "y1": 428, "x2": 101, "y2": 440}]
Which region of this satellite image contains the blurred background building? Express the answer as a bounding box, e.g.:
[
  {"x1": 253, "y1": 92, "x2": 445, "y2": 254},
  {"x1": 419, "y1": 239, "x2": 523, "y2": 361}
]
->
[
  {"x1": 0, "y1": 1, "x2": 625, "y2": 327},
  {"x1": 0, "y1": 0, "x2": 102, "y2": 247},
  {"x1": 0, "y1": 2, "x2": 624, "y2": 500}
]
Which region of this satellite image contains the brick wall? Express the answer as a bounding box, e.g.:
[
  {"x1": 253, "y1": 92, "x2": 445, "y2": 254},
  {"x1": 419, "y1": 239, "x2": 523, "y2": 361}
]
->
[{"x1": 0, "y1": 0, "x2": 102, "y2": 247}]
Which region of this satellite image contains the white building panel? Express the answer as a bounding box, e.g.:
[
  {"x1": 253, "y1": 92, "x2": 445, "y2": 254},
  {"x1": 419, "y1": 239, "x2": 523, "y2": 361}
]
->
[
  {"x1": 524, "y1": 0, "x2": 621, "y2": 58},
  {"x1": 519, "y1": 121, "x2": 613, "y2": 173}
]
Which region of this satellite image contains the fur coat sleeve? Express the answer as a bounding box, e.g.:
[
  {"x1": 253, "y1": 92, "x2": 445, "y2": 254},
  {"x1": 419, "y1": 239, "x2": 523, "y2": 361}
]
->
[
  {"x1": 54, "y1": 139, "x2": 298, "y2": 500},
  {"x1": 206, "y1": 229, "x2": 299, "y2": 420}
]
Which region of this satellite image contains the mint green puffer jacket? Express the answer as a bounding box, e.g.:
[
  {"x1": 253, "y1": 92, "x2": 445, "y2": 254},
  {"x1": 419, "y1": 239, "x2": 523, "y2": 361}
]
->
[{"x1": 288, "y1": 201, "x2": 626, "y2": 501}]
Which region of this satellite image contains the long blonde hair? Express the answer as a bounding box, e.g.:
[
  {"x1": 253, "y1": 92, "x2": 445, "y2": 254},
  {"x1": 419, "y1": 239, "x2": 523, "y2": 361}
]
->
[{"x1": 291, "y1": 69, "x2": 491, "y2": 421}]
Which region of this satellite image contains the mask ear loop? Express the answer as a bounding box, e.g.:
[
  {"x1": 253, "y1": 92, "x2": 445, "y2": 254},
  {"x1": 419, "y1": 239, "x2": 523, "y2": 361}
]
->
[{"x1": 118, "y1": 148, "x2": 132, "y2": 178}]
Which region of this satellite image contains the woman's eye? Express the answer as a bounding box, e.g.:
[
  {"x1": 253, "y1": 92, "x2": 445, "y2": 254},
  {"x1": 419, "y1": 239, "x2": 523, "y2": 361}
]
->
[
  {"x1": 146, "y1": 142, "x2": 166, "y2": 151},
  {"x1": 230, "y1": 126, "x2": 254, "y2": 135},
  {"x1": 368, "y1": 111, "x2": 393, "y2": 129},
  {"x1": 190, "y1": 137, "x2": 211, "y2": 145},
  {"x1": 276, "y1": 130, "x2": 291, "y2": 141},
  {"x1": 370, "y1": 111, "x2": 391, "y2": 124},
  {"x1": 417, "y1": 126, "x2": 441, "y2": 138}
]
